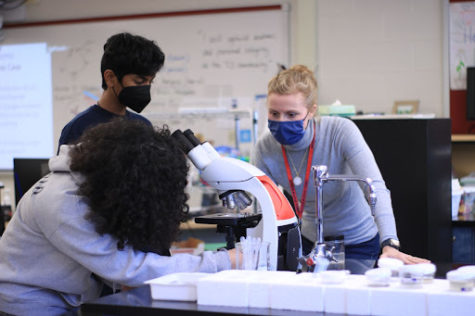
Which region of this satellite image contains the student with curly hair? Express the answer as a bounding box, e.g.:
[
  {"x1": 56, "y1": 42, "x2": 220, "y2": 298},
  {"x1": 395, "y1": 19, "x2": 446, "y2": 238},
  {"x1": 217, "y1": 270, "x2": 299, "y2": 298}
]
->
[
  {"x1": 57, "y1": 32, "x2": 165, "y2": 150},
  {"x1": 0, "y1": 119, "x2": 236, "y2": 315}
]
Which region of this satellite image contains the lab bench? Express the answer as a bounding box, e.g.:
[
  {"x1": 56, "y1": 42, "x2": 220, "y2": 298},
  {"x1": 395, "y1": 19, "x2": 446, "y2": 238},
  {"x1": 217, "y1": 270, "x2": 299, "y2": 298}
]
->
[{"x1": 80, "y1": 286, "x2": 329, "y2": 316}]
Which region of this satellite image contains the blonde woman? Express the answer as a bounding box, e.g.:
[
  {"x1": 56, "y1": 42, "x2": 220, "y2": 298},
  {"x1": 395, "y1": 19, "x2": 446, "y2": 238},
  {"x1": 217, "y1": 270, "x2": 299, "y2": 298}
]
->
[{"x1": 252, "y1": 65, "x2": 428, "y2": 274}]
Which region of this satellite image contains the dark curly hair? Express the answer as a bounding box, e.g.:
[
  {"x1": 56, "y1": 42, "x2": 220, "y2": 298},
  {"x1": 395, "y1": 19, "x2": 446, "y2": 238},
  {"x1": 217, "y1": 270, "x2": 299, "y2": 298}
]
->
[
  {"x1": 69, "y1": 119, "x2": 189, "y2": 254},
  {"x1": 100, "y1": 32, "x2": 165, "y2": 89}
]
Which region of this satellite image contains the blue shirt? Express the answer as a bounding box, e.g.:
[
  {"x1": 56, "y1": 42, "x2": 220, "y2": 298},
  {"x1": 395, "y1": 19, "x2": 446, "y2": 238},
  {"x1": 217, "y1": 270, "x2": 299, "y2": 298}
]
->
[{"x1": 57, "y1": 104, "x2": 151, "y2": 152}]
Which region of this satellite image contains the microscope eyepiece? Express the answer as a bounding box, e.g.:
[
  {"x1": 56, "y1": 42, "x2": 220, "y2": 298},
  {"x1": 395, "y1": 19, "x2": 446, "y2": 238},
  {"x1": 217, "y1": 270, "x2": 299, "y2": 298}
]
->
[
  {"x1": 171, "y1": 129, "x2": 195, "y2": 154},
  {"x1": 183, "y1": 129, "x2": 202, "y2": 146}
]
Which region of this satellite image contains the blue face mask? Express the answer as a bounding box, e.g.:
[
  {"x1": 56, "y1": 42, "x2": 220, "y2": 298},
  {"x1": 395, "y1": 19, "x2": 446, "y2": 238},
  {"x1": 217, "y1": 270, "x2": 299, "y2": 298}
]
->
[{"x1": 268, "y1": 118, "x2": 306, "y2": 145}]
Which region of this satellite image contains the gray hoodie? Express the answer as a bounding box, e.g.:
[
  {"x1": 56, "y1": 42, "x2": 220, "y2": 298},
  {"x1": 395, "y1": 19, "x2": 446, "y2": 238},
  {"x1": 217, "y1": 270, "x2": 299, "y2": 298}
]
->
[{"x1": 0, "y1": 145, "x2": 230, "y2": 315}]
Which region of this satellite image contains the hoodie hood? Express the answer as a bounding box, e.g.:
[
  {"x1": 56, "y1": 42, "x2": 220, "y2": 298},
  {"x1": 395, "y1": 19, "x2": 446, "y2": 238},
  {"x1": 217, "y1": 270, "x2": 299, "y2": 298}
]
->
[
  {"x1": 49, "y1": 145, "x2": 85, "y2": 185},
  {"x1": 49, "y1": 145, "x2": 72, "y2": 172}
]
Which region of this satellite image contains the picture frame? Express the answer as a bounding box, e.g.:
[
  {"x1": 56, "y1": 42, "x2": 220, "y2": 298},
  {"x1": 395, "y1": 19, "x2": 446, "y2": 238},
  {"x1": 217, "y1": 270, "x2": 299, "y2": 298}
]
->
[{"x1": 393, "y1": 100, "x2": 420, "y2": 114}]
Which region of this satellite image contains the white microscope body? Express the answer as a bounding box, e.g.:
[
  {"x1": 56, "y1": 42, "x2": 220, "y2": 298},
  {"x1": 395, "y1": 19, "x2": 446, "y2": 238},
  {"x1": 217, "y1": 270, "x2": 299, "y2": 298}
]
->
[{"x1": 172, "y1": 129, "x2": 301, "y2": 271}]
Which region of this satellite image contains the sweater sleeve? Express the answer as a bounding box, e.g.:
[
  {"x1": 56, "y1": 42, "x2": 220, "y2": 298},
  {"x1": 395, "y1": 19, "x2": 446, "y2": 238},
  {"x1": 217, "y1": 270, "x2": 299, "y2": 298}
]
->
[
  {"x1": 46, "y1": 202, "x2": 231, "y2": 287},
  {"x1": 335, "y1": 118, "x2": 399, "y2": 244}
]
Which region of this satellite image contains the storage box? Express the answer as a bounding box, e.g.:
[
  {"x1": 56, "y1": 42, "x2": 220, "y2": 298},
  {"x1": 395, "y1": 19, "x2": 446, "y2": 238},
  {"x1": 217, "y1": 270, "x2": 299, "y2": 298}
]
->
[
  {"x1": 197, "y1": 270, "x2": 255, "y2": 307},
  {"x1": 170, "y1": 237, "x2": 205, "y2": 256},
  {"x1": 452, "y1": 179, "x2": 463, "y2": 218},
  {"x1": 462, "y1": 186, "x2": 475, "y2": 215},
  {"x1": 145, "y1": 272, "x2": 210, "y2": 301},
  {"x1": 318, "y1": 104, "x2": 356, "y2": 117}
]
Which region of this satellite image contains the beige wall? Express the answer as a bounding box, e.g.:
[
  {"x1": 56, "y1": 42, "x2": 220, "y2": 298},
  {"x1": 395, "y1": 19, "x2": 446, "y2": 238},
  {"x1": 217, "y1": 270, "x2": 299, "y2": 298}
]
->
[
  {"x1": 316, "y1": 0, "x2": 445, "y2": 116},
  {"x1": 0, "y1": 0, "x2": 446, "y2": 209}
]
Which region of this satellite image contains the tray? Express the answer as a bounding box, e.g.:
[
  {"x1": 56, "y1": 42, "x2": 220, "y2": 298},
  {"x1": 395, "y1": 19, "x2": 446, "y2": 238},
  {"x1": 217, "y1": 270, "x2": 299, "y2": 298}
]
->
[{"x1": 145, "y1": 272, "x2": 211, "y2": 301}]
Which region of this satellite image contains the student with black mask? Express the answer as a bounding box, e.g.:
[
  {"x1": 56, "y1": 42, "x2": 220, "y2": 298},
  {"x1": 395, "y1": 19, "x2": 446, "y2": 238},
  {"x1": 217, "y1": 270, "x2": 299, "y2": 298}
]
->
[{"x1": 57, "y1": 32, "x2": 165, "y2": 151}]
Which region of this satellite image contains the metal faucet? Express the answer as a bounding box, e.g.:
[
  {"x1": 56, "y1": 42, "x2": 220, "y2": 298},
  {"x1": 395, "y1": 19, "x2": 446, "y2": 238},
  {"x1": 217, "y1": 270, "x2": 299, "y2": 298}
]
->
[{"x1": 299, "y1": 165, "x2": 377, "y2": 273}]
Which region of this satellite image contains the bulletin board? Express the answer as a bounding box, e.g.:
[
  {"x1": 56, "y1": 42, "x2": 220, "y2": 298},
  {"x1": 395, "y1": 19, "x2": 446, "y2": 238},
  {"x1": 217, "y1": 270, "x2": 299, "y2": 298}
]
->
[
  {"x1": 450, "y1": 1, "x2": 475, "y2": 90},
  {"x1": 449, "y1": 0, "x2": 475, "y2": 133},
  {"x1": 0, "y1": 6, "x2": 289, "y2": 168}
]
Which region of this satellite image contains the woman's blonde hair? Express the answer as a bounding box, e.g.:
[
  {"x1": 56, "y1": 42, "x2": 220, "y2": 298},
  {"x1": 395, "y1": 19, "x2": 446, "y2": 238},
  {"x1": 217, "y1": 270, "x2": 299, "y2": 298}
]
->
[{"x1": 267, "y1": 65, "x2": 318, "y2": 108}]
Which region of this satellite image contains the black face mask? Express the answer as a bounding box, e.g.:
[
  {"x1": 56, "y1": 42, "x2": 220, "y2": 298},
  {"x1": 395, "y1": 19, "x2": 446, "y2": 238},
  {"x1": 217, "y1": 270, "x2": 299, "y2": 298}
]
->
[{"x1": 117, "y1": 85, "x2": 151, "y2": 113}]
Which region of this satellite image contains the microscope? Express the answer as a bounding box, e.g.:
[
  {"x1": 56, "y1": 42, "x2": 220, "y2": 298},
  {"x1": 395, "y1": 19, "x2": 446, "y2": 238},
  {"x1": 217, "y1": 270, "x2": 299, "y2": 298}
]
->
[{"x1": 172, "y1": 129, "x2": 302, "y2": 271}]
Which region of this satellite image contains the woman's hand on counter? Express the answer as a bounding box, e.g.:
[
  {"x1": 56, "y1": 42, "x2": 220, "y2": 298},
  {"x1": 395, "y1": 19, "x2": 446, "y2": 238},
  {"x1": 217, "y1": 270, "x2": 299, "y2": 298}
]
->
[{"x1": 380, "y1": 246, "x2": 430, "y2": 264}]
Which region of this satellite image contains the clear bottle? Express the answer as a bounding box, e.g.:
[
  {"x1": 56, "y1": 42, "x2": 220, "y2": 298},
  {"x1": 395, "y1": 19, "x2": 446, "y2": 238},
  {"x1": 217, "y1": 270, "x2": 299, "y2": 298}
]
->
[{"x1": 325, "y1": 235, "x2": 345, "y2": 270}]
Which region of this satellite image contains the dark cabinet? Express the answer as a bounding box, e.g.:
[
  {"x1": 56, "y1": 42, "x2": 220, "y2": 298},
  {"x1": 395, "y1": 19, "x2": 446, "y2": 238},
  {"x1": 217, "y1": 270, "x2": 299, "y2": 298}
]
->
[
  {"x1": 352, "y1": 118, "x2": 452, "y2": 262},
  {"x1": 452, "y1": 226, "x2": 475, "y2": 263}
]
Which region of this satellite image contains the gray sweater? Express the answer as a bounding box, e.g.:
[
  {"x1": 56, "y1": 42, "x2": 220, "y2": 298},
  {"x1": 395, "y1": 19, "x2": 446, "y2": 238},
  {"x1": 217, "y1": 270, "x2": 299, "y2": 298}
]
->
[
  {"x1": 252, "y1": 116, "x2": 398, "y2": 246},
  {"x1": 0, "y1": 146, "x2": 230, "y2": 315}
]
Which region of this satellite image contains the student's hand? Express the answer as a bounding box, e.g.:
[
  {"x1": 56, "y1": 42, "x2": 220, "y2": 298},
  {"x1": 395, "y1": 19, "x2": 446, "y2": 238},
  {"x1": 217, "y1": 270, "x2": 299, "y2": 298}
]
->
[{"x1": 380, "y1": 246, "x2": 430, "y2": 264}]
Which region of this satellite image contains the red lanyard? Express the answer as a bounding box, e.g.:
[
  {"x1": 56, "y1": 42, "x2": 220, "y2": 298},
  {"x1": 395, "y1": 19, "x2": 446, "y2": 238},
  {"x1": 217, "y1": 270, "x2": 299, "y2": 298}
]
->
[{"x1": 281, "y1": 120, "x2": 316, "y2": 219}]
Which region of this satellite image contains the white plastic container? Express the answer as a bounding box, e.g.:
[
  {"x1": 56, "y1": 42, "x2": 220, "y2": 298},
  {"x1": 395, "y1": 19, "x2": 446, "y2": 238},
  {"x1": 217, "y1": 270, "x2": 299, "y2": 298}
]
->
[
  {"x1": 377, "y1": 257, "x2": 404, "y2": 277},
  {"x1": 269, "y1": 272, "x2": 324, "y2": 312},
  {"x1": 247, "y1": 271, "x2": 295, "y2": 308},
  {"x1": 447, "y1": 270, "x2": 474, "y2": 292},
  {"x1": 318, "y1": 270, "x2": 349, "y2": 284},
  {"x1": 365, "y1": 267, "x2": 391, "y2": 287},
  {"x1": 456, "y1": 265, "x2": 475, "y2": 279},
  {"x1": 145, "y1": 272, "x2": 210, "y2": 301},
  {"x1": 197, "y1": 270, "x2": 255, "y2": 307},
  {"x1": 370, "y1": 284, "x2": 428, "y2": 316},
  {"x1": 399, "y1": 263, "x2": 436, "y2": 287},
  {"x1": 427, "y1": 284, "x2": 475, "y2": 315}
]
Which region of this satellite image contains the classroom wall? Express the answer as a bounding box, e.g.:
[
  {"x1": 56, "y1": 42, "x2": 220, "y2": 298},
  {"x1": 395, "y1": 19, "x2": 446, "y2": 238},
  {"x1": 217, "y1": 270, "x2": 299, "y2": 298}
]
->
[
  {"x1": 3, "y1": 0, "x2": 444, "y2": 117},
  {"x1": 0, "y1": 0, "x2": 446, "y2": 208},
  {"x1": 315, "y1": 0, "x2": 445, "y2": 115}
]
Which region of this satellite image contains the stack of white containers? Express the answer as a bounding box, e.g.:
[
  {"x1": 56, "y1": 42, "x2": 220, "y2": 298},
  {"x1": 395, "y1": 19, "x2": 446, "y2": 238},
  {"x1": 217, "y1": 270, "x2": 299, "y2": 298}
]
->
[{"x1": 146, "y1": 269, "x2": 475, "y2": 315}]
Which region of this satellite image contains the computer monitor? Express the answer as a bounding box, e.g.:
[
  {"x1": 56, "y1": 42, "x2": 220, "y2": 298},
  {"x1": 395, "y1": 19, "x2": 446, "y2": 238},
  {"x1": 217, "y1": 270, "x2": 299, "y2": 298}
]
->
[{"x1": 13, "y1": 158, "x2": 50, "y2": 206}]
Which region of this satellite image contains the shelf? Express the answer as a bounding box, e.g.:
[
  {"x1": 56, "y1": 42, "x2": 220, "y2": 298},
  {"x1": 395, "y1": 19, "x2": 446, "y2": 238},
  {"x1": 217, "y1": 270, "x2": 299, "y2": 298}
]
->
[
  {"x1": 452, "y1": 134, "x2": 475, "y2": 142},
  {"x1": 143, "y1": 108, "x2": 258, "y2": 150},
  {"x1": 144, "y1": 109, "x2": 252, "y2": 120},
  {"x1": 351, "y1": 113, "x2": 436, "y2": 120},
  {"x1": 452, "y1": 213, "x2": 475, "y2": 226}
]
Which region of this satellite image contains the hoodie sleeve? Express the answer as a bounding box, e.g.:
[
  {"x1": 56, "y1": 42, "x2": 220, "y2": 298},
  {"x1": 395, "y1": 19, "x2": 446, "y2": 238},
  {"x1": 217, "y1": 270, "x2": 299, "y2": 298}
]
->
[{"x1": 44, "y1": 199, "x2": 231, "y2": 287}]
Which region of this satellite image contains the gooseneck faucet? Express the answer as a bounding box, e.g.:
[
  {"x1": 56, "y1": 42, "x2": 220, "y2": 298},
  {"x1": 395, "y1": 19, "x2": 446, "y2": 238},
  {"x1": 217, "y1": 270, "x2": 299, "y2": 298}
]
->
[
  {"x1": 314, "y1": 165, "x2": 377, "y2": 244},
  {"x1": 300, "y1": 165, "x2": 377, "y2": 273}
]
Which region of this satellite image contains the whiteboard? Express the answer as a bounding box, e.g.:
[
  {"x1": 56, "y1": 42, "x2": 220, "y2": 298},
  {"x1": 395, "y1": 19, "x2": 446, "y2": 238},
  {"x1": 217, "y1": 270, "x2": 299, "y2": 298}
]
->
[
  {"x1": 0, "y1": 8, "x2": 289, "y2": 168},
  {"x1": 449, "y1": 2, "x2": 475, "y2": 90},
  {"x1": 0, "y1": 42, "x2": 53, "y2": 170}
]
